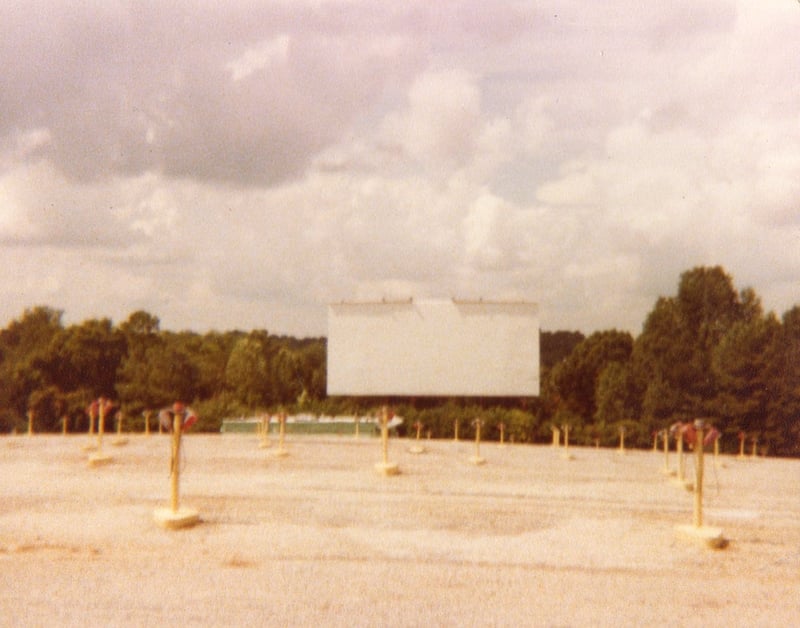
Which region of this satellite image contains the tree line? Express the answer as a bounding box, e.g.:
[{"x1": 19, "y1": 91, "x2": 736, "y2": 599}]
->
[
  {"x1": 0, "y1": 309, "x2": 326, "y2": 434},
  {"x1": 1, "y1": 265, "x2": 797, "y2": 456},
  {"x1": 541, "y1": 266, "x2": 799, "y2": 457}
]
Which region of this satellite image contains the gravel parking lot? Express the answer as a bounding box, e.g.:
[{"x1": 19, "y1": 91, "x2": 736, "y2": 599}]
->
[{"x1": 1, "y1": 433, "x2": 798, "y2": 627}]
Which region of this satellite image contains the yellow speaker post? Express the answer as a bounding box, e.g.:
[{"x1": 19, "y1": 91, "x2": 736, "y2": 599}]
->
[
  {"x1": 374, "y1": 406, "x2": 399, "y2": 475},
  {"x1": 662, "y1": 429, "x2": 675, "y2": 476},
  {"x1": 409, "y1": 421, "x2": 425, "y2": 454},
  {"x1": 258, "y1": 414, "x2": 271, "y2": 449},
  {"x1": 88, "y1": 398, "x2": 113, "y2": 466},
  {"x1": 112, "y1": 411, "x2": 129, "y2": 446},
  {"x1": 561, "y1": 424, "x2": 574, "y2": 460},
  {"x1": 470, "y1": 418, "x2": 486, "y2": 465},
  {"x1": 154, "y1": 405, "x2": 199, "y2": 529},
  {"x1": 273, "y1": 411, "x2": 289, "y2": 457},
  {"x1": 675, "y1": 419, "x2": 727, "y2": 548}
]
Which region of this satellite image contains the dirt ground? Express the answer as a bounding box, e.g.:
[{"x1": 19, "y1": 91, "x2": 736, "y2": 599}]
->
[{"x1": 1, "y1": 432, "x2": 798, "y2": 627}]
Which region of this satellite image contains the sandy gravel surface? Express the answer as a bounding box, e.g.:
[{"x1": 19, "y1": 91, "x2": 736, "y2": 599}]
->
[{"x1": 1, "y1": 433, "x2": 798, "y2": 627}]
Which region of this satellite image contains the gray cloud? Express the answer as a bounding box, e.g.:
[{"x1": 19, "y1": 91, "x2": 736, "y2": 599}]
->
[
  {"x1": 0, "y1": 2, "x2": 426, "y2": 186},
  {"x1": 0, "y1": 1, "x2": 798, "y2": 337}
]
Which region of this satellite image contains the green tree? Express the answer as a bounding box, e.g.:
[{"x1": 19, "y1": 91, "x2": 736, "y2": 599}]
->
[
  {"x1": 676, "y1": 266, "x2": 744, "y2": 350},
  {"x1": 117, "y1": 333, "x2": 199, "y2": 411},
  {"x1": 549, "y1": 329, "x2": 633, "y2": 441},
  {"x1": 295, "y1": 338, "x2": 326, "y2": 403},
  {"x1": 225, "y1": 332, "x2": 272, "y2": 409},
  {"x1": 676, "y1": 266, "x2": 746, "y2": 409},
  {"x1": 27, "y1": 385, "x2": 65, "y2": 432},
  {"x1": 632, "y1": 296, "x2": 693, "y2": 422},
  {"x1": 193, "y1": 331, "x2": 240, "y2": 401},
  {"x1": 148, "y1": 336, "x2": 201, "y2": 407},
  {"x1": 711, "y1": 308, "x2": 779, "y2": 444},
  {"x1": 0, "y1": 307, "x2": 63, "y2": 428},
  {"x1": 633, "y1": 266, "x2": 748, "y2": 424},
  {"x1": 119, "y1": 310, "x2": 160, "y2": 337},
  {"x1": 594, "y1": 361, "x2": 643, "y2": 445},
  {"x1": 772, "y1": 306, "x2": 800, "y2": 455},
  {"x1": 541, "y1": 330, "x2": 585, "y2": 370},
  {"x1": 42, "y1": 318, "x2": 126, "y2": 398},
  {"x1": 115, "y1": 311, "x2": 162, "y2": 418},
  {"x1": 272, "y1": 345, "x2": 302, "y2": 405}
]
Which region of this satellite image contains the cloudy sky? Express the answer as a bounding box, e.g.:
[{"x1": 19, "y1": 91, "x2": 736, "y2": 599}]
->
[{"x1": 1, "y1": 1, "x2": 798, "y2": 338}]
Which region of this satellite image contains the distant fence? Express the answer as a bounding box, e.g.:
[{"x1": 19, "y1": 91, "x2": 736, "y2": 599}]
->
[{"x1": 220, "y1": 415, "x2": 392, "y2": 436}]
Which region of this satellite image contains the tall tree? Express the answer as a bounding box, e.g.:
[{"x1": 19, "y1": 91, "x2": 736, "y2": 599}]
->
[
  {"x1": 772, "y1": 306, "x2": 800, "y2": 455},
  {"x1": 295, "y1": 338, "x2": 327, "y2": 404},
  {"x1": 712, "y1": 311, "x2": 780, "y2": 446},
  {"x1": 193, "y1": 331, "x2": 241, "y2": 401},
  {"x1": 271, "y1": 345, "x2": 302, "y2": 405},
  {"x1": 0, "y1": 307, "x2": 63, "y2": 428},
  {"x1": 116, "y1": 310, "x2": 162, "y2": 413},
  {"x1": 541, "y1": 330, "x2": 585, "y2": 370},
  {"x1": 116, "y1": 332, "x2": 199, "y2": 410},
  {"x1": 147, "y1": 335, "x2": 201, "y2": 406},
  {"x1": 42, "y1": 318, "x2": 126, "y2": 398},
  {"x1": 118, "y1": 310, "x2": 160, "y2": 337},
  {"x1": 632, "y1": 296, "x2": 694, "y2": 421},
  {"x1": 225, "y1": 331, "x2": 273, "y2": 409},
  {"x1": 633, "y1": 266, "x2": 747, "y2": 423},
  {"x1": 594, "y1": 360, "x2": 643, "y2": 444},
  {"x1": 549, "y1": 329, "x2": 633, "y2": 436}
]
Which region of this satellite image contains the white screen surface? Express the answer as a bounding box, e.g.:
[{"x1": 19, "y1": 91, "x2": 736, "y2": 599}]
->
[{"x1": 326, "y1": 299, "x2": 539, "y2": 397}]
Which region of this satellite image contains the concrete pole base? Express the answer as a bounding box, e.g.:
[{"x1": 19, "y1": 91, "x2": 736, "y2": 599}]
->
[
  {"x1": 675, "y1": 524, "x2": 728, "y2": 549},
  {"x1": 669, "y1": 477, "x2": 692, "y2": 490},
  {"x1": 661, "y1": 467, "x2": 676, "y2": 476},
  {"x1": 469, "y1": 455, "x2": 486, "y2": 465},
  {"x1": 273, "y1": 447, "x2": 289, "y2": 458},
  {"x1": 560, "y1": 452, "x2": 575, "y2": 460},
  {"x1": 153, "y1": 507, "x2": 200, "y2": 530},
  {"x1": 374, "y1": 462, "x2": 400, "y2": 475},
  {"x1": 111, "y1": 437, "x2": 129, "y2": 447},
  {"x1": 408, "y1": 445, "x2": 426, "y2": 454},
  {"x1": 87, "y1": 452, "x2": 113, "y2": 466}
]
